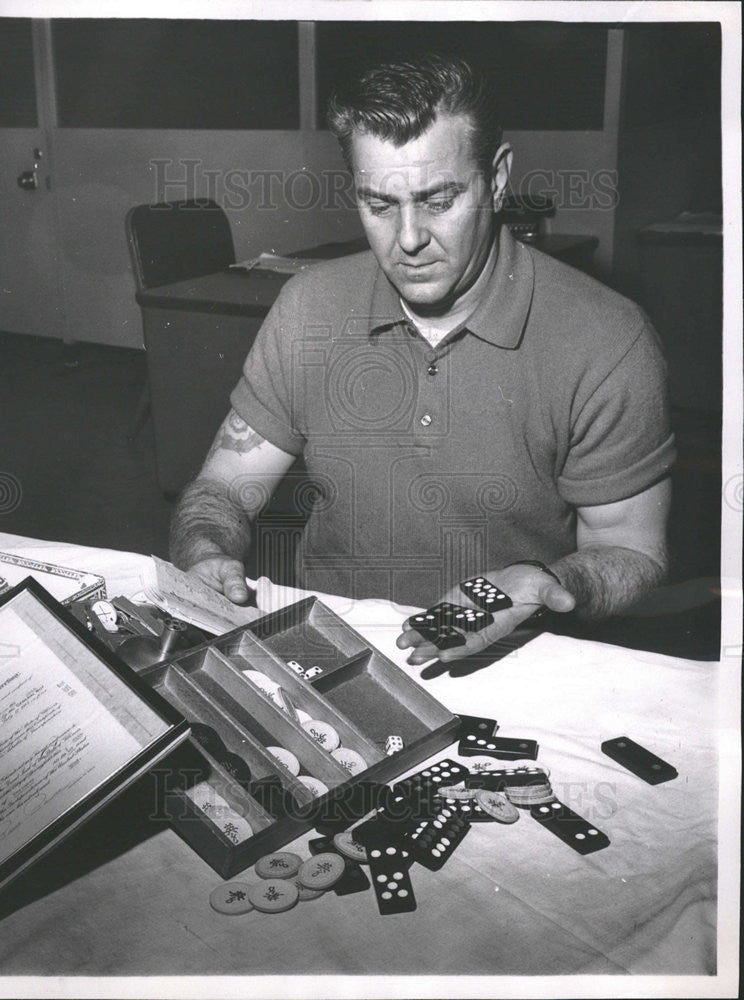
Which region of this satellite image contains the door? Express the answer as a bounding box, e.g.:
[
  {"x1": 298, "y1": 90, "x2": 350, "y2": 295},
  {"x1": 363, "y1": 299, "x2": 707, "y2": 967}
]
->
[{"x1": 0, "y1": 19, "x2": 62, "y2": 339}]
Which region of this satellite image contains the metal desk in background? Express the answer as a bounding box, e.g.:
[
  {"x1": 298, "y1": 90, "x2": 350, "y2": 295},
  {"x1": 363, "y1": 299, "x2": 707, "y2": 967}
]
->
[{"x1": 136, "y1": 266, "x2": 293, "y2": 498}]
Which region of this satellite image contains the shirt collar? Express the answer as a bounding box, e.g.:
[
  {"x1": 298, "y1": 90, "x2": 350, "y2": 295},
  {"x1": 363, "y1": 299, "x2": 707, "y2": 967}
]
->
[{"x1": 368, "y1": 225, "x2": 534, "y2": 350}]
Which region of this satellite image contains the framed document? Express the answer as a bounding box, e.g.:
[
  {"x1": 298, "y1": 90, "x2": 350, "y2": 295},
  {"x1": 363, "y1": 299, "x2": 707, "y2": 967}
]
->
[{"x1": 0, "y1": 577, "x2": 189, "y2": 892}]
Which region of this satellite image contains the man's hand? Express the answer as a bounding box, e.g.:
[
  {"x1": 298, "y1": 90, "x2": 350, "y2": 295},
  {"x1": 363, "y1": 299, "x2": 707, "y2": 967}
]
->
[
  {"x1": 396, "y1": 563, "x2": 576, "y2": 665},
  {"x1": 397, "y1": 479, "x2": 671, "y2": 665},
  {"x1": 186, "y1": 554, "x2": 252, "y2": 605},
  {"x1": 169, "y1": 411, "x2": 296, "y2": 596}
]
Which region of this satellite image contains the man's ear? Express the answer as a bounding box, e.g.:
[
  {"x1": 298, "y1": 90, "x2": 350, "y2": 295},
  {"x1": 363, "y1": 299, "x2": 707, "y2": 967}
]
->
[{"x1": 490, "y1": 143, "x2": 513, "y2": 211}]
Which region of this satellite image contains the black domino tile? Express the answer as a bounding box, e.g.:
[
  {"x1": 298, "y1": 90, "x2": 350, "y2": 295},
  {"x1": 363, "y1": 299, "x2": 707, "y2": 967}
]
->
[
  {"x1": 460, "y1": 576, "x2": 513, "y2": 612},
  {"x1": 426, "y1": 602, "x2": 493, "y2": 633},
  {"x1": 458, "y1": 735, "x2": 539, "y2": 760},
  {"x1": 393, "y1": 759, "x2": 470, "y2": 800},
  {"x1": 601, "y1": 736, "x2": 678, "y2": 785},
  {"x1": 456, "y1": 714, "x2": 499, "y2": 741},
  {"x1": 409, "y1": 809, "x2": 471, "y2": 870},
  {"x1": 530, "y1": 800, "x2": 610, "y2": 854},
  {"x1": 366, "y1": 842, "x2": 417, "y2": 914},
  {"x1": 333, "y1": 858, "x2": 371, "y2": 896},
  {"x1": 437, "y1": 795, "x2": 496, "y2": 823}
]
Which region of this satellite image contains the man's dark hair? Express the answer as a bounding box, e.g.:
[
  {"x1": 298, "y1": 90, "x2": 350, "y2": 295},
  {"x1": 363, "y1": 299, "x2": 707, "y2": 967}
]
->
[{"x1": 326, "y1": 53, "x2": 503, "y2": 176}]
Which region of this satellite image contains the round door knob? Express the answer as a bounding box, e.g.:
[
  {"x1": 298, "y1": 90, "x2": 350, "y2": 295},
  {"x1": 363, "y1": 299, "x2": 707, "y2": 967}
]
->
[{"x1": 17, "y1": 170, "x2": 38, "y2": 191}]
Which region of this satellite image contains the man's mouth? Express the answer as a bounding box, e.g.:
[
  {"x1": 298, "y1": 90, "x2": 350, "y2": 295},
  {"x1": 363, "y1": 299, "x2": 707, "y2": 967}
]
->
[{"x1": 398, "y1": 261, "x2": 439, "y2": 275}]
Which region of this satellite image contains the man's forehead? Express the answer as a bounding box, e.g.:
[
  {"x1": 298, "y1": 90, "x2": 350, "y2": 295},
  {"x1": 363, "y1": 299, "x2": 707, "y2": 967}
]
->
[
  {"x1": 350, "y1": 113, "x2": 478, "y2": 180},
  {"x1": 355, "y1": 164, "x2": 469, "y2": 197}
]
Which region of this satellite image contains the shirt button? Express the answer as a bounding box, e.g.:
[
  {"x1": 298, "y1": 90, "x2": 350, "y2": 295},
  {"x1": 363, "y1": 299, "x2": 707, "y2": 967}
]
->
[
  {"x1": 420, "y1": 414, "x2": 432, "y2": 427},
  {"x1": 427, "y1": 363, "x2": 438, "y2": 376}
]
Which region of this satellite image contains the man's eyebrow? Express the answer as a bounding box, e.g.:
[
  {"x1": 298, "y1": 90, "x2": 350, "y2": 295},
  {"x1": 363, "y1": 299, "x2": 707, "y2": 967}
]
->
[
  {"x1": 356, "y1": 180, "x2": 467, "y2": 202},
  {"x1": 356, "y1": 185, "x2": 397, "y2": 203},
  {"x1": 412, "y1": 180, "x2": 467, "y2": 202}
]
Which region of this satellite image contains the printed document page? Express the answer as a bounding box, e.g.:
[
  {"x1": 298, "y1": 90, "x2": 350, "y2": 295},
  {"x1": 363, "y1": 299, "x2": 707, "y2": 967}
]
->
[{"x1": 0, "y1": 589, "x2": 169, "y2": 868}]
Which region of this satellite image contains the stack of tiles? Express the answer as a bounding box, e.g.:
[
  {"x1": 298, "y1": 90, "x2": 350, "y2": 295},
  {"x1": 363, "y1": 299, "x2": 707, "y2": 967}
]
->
[
  {"x1": 469, "y1": 764, "x2": 554, "y2": 806},
  {"x1": 308, "y1": 835, "x2": 372, "y2": 896},
  {"x1": 408, "y1": 600, "x2": 494, "y2": 650},
  {"x1": 349, "y1": 759, "x2": 477, "y2": 915},
  {"x1": 407, "y1": 806, "x2": 471, "y2": 870}
]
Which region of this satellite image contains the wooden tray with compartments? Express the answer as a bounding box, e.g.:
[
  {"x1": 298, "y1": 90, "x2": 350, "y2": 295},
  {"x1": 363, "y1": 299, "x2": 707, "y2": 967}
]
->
[{"x1": 141, "y1": 597, "x2": 458, "y2": 878}]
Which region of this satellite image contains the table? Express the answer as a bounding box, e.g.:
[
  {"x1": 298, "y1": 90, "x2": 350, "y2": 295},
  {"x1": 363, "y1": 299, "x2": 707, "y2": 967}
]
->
[
  {"x1": 136, "y1": 233, "x2": 598, "y2": 497},
  {"x1": 0, "y1": 532, "x2": 733, "y2": 998}
]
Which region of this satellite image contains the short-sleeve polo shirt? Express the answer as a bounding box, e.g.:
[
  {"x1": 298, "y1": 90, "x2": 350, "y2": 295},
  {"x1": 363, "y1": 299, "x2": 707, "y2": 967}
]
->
[{"x1": 231, "y1": 225, "x2": 676, "y2": 608}]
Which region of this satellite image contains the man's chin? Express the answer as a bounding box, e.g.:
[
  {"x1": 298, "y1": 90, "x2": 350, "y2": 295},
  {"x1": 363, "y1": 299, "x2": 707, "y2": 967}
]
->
[{"x1": 395, "y1": 279, "x2": 453, "y2": 313}]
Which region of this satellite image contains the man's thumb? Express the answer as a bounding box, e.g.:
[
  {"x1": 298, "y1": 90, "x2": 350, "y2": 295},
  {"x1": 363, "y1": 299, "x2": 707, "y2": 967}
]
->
[
  {"x1": 544, "y1": 582, "x2": 576, "y2": 613},
  {"x1": 221, "y1": 565, "x2": 250, "y2": 604}
]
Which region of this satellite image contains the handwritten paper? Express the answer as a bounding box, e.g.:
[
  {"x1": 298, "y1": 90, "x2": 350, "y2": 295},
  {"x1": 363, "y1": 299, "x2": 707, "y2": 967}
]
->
[{"x1": 142, "y1": 557, "x2": 261, "y2": 635}]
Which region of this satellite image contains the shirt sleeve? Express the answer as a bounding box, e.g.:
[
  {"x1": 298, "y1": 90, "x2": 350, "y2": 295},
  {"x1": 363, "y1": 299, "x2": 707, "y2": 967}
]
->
[
  {"x1": 556, "y1": 319, "x2": 677, "y2": 507},
  {"x1": 230, "y1": 276, "x2": 307, "y2": 457}
]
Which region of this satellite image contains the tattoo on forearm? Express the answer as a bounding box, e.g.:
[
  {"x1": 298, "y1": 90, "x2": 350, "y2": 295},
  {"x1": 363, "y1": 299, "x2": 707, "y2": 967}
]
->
[
  {"x1": 170, "y1": 478, "x2": 252, "y2": 570},
  {"x1": 206, "y1": 410, "x2": 266, "y2": 460},
  {"x1": 553, "y1": 545, "x2": 667, "y2": 619}
]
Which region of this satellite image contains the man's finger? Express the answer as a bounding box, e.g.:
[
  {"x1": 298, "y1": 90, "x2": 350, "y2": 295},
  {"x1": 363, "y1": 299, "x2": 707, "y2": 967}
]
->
[
  {"x1": 434, "y1": 623, "x2": 505, "y2": 662},
  {"x1": 220, "y1": 567, "x2": 250, "y2": 604},
  {"x1": 542, "y1": 582, "x2": 576, "y2": 613},
  {"x1": 396, "y1": 628, "x2": 426, "y2": 650},
  {"x1": 406, "y1": 641, "x2": 441, "y2": 665},
  {"x1": 398, "y1": 618, "x2": 449, "y2": 649}
]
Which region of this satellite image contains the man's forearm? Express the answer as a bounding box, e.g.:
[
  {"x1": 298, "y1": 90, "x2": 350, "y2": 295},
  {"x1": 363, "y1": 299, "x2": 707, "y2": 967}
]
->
[
  {"x1": 169, "y1": 478, "x2": 252, "y2": 570},
  {"x1": 551, "y1": 545, "x2": 667, "y2": 619}
]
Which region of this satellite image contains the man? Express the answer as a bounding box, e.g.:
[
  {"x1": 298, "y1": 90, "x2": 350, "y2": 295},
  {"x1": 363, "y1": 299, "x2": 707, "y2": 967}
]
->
[{"x1": 170, "y1": 54, "x2": 675, "y2": 664}]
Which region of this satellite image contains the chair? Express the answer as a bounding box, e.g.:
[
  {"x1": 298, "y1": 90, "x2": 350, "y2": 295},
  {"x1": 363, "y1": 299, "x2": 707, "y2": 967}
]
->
[
  {"x1": 126, "y1": 199, "x2": 236, "y2": 294},
  {"x1": 124, "y1": 199, "x2": 236, "y2": 440}
]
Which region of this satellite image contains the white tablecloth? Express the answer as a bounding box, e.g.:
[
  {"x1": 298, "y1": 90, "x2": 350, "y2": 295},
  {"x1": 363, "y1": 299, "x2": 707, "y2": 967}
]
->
[{"x1": 0, "y1": 532, "x2": 736, "y2": 999}]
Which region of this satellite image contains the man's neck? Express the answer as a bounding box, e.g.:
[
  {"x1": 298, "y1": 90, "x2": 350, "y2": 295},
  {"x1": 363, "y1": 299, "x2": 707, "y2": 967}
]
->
[{"x1": 401, "y1": 237, "x2": 499, "y2": 348}]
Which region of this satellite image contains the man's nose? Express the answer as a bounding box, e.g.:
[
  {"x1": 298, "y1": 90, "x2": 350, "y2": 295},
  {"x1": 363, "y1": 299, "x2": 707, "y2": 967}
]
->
[{"x1": 397, "y1": 205, "x2": 430, "y2": 255}]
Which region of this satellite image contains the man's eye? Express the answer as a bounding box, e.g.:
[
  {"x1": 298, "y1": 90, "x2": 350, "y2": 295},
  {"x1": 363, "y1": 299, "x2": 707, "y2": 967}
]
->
[
  {"x1": 426, "y1": 199, "x2": 454, "y2": 214},
  {"x1": 367, "y1": 201, "x2": 392, "y2": 216}
]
